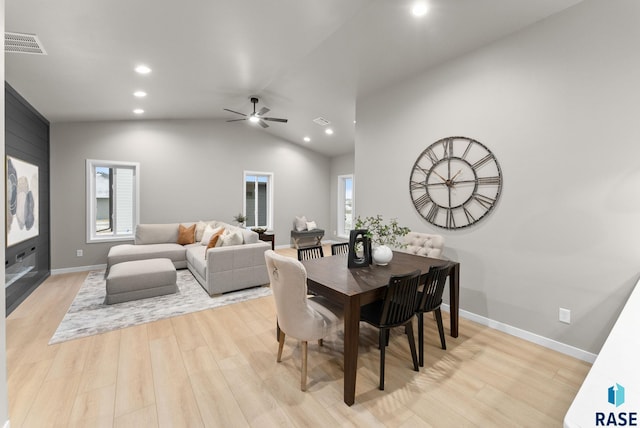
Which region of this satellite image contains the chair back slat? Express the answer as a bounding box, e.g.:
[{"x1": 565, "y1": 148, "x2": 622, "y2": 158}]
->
[
  {"x1": 297, "y1": 245, "x2": 325, "y2": 261},
  {"x1": 417, "y1": 263, "x2": 452, "y2": 313},
  {"x1": 331, "y1": 242, "x2": 349, "y2": 255},
  {"x1": 378, "y1": 270, "x2": 421, "y2": 328}
]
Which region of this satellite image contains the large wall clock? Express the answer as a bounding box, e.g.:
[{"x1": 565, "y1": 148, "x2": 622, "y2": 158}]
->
[{"x1": 409, "y1": 136, "x2": 502, "y2": 229}]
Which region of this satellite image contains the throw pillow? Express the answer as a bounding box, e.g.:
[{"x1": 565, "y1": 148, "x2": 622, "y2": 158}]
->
[
  {"x1": 200, "y1": 225, "x2": 223, "y2": 245},
  {"x1": 195, "y1": 221, "x2": 208, "y2": 242},
  {"x1": 294, "y1": 215, "x2": 307, "y2": 231},
  {"x1": 206, "y1": 228, "x2": 225, "y2": 251},
  {"x1": 219, "y1": 230, "x2": 243, "y2": 247},
  {"x1": 177, "y1": 224, "x2": 196, "y2": 245},
  {"x1": 306, "y1": 220, "x2": 317, "y2": 230}
]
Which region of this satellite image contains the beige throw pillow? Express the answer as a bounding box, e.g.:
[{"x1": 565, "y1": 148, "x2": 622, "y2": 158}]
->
[
  {"x1": 294, "y1": 215, "x2": 307, "y2": 231},
  {"x1": 218, "y1": 230, "x2": 243, "y2": 247},
  {"x1": 306, "y1": 220, "x2": 317, "y2": 230},
  {"x1": 200, "y1": 225, "x2": 223, "y2": 245}
]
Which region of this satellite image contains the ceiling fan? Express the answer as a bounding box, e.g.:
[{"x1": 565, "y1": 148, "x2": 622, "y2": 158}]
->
[{"x1": 224, "y1": 97, "x2": 288, "y2": 128}]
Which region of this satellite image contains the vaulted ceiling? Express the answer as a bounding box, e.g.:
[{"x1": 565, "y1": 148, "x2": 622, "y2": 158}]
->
[{"x1": 5, "y1": 0, "x2": 582, "y2": 157}]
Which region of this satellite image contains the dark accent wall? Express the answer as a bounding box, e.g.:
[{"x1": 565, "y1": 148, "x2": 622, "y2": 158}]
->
[{"x1": 5, "y1": 83, "x2": 50, "y2": 315}]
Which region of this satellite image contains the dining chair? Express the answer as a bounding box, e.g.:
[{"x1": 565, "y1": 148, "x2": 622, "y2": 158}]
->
[
  {"x1": 360, "y1": 270, "x2": 421, "y2": 390},
  {"x1": 415, "y1": 263, "x2": 452, "y2": 366},
  {"x1": 264, "y1": 250, "x2": 343, "y2": 391},
  {"x1": 331, "y1": 242, "x2": 349, "y2": 256},
  {"x1": 297, "y1": 245, "x2": 325, "y2": 261}
]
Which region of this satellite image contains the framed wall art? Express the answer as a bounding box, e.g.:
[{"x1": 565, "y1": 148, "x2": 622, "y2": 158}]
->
[{"x1": 6, "y1": 156, "x2": 39, "y2": 247}]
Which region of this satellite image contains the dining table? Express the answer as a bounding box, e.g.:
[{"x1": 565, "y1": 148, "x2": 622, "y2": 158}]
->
[{"x1": 301, "y1": 251, "x2": 460, "y2": 406}]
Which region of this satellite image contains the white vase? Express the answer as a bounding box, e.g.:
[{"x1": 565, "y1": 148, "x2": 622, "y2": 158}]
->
[{"x1": 372, "y1": 245, "x2": 393, "y2": 265}]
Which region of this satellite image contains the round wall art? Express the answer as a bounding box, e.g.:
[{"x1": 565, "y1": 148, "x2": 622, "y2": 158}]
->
[{"x1": 409, "y1": 136, "x2": 502, "y2": 229}]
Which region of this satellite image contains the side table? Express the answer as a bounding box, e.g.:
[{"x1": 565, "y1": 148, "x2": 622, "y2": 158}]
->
[{"x1": 258, "y1": 232, "x2": 275, "y2": 250}]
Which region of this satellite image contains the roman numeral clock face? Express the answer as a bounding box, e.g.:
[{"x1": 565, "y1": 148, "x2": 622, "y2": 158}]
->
[{"x1": 409, "y1": 136, "x2": 503, "y2": 229}]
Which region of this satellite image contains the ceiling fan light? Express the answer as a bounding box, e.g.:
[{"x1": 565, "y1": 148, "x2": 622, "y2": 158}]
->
[{"x1": 249, "y1": 115, "x2": 260, "y2": 123}]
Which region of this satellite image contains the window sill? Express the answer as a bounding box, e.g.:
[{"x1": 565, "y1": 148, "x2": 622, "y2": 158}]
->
[{"x1": 87, "y1": 235, "x2": 134, "y2": 244}]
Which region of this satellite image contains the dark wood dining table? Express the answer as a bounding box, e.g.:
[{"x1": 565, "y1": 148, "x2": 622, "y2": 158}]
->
[{"x1": 301, "y1": 251, "x2": 460, "y2": 406}]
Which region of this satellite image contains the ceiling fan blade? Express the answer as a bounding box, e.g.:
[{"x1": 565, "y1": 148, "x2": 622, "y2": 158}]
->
[
  {"x1": 226, "y1": 118, "x2": 247, "y2": 122},
  {"x1": 258, "y1": 120, "x2": 269, "y2": 128},
  {"x1": 262, "y1": 117, "x2": 288, "y2": 123},
  {"x1": 257, "y1": 107, "x2": 270, "y2": 116},
  {"x1": 223, "y1": 108, "x2": 247, "y2": 117}
]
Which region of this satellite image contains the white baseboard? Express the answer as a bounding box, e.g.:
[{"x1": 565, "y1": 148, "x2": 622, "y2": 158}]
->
[
  {"x1": 51, "y1": 264, "x2": 106, "y2": 275},
  {"x1": 441, "y1": 303, "x2": 597, "y2": 363}
]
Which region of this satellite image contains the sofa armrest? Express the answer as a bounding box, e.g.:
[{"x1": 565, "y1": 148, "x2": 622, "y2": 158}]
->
[{"x1": 204, "y1": 241, "x2": 271, "y2": 294}]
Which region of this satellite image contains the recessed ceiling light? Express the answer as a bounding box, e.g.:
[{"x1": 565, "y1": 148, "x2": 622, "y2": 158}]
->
[
  {"x1": 303, "y1": 137, "x2": 311, "y2": 142},
  {"x1": 133, "y1": 90, "x2": 147, "y2": 98},
  {"x1": 135, "y1": 65, "x2": 151, "y2": 74},
  {"x1": 412, "y1": 2, "x2": 428, "y2": 17},
  {"x1": 133, "y1": 108, "x2": 144, "y2": 114},
  {"x1": 325, "y1": 128, "x2": 334, "y2": 135}
]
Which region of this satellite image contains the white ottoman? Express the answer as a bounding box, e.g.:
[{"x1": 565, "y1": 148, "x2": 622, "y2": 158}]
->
[{"x1": 105, "y1": 258, "x2": 178, "y2": 304}]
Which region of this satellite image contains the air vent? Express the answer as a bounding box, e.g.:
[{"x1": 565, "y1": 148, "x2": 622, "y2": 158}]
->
[
  {"x1": 313, "y1": 117, "x2": 331, "y2": 126},
  {"x1": 5, "y1": 32, "x2": 47, "y2": 55}
]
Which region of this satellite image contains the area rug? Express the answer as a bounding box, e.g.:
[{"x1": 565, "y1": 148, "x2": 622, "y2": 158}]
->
[{"x1": 49, "y1": 269, "x2": 272, "y2": 344}]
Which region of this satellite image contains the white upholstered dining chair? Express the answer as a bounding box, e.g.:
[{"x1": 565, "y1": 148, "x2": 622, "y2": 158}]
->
[
  {"x1": 264, "y1": 250, "x2": 343, "y2": 391},
  {"x1": 400, "y1": 232, "x2": 445, "y2": 259}
]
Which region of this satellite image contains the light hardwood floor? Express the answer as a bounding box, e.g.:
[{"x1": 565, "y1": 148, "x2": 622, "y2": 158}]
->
[{"x1": 6, "y1": 246, "x2": 591, "y2": 427}]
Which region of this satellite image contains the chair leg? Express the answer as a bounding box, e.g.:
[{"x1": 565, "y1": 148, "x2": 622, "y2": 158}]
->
[
  {"x1": 301, "y1": 341, "x2": 308, "y2": 391},
  {"x1": 277, "y1": 330, "x2": 285, "y2": 362},
  {"x1": 318, "y1": 338, "x2": 323, "y2": 346},
  {"x1": 379, "y1": 329, "x2": 386, "y2": 390},
  {"x1": 418, "y1": 313, "x2": 424, "y2": 367},
  {"x1": 406, "y1": 321, "x2": 419, "y2": 371},
  {"x1": 435, "y1": 308, "x2": 447, "y2": 350}
]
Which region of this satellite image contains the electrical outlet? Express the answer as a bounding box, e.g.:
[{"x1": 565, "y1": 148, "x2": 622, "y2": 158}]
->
[
  {"x1": 559, "y1": 307, "x2": 571, "y2": 324},
  {"x1": 76, "y1": 249, "x2": 83, "y2": 257}
]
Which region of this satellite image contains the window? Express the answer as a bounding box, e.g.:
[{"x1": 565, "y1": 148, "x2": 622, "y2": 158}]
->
[
  {"x1": 86, "y1": 159, "x2": 140, "y2": 243},
  {"x1": 244, "y1": 171, "x2": 273, "y2": 229},
  {"x1": 337, "y1": 174, "x2": 354, "y2": 238}
]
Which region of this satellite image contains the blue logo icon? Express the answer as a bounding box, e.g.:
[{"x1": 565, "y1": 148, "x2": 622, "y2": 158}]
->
[{"x1": 608, "y1": 383, "x2": 625, "y2": 407}]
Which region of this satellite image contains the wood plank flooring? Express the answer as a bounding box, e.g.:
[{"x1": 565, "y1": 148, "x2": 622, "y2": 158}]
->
[{"x1": 6, "y1": 246, "x2": 591, "y2": 427}]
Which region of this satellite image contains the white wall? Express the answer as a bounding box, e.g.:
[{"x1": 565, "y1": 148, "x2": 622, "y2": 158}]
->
[
  {"x1": 329, "y1": 152, "x2": 355, "y2": 241},
  {"x1": 51, "y1": 119, "x2": 331, "y2": 269},
  {"x1": 355, "y1": 0, "x2": 640, "y2": 354}
]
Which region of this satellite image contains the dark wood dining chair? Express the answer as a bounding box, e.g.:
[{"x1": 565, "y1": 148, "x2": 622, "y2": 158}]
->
[
  {"x1": 297, "y1": 245, "x2": 324, "y2": 261},
  {"x1": 331, "y1": 242, "x2": 349, "y2": 255},
  {"x1": 360, "y1": 270, "x2": 421, "y2": 390},
  {"x1": 415, "y1": 263, "x2": 452, "y2": 366}
]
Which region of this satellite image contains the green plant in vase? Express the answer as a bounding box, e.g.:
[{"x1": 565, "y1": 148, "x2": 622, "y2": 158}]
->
[
  {"x1": 233, "y1": 213, "x2": 247, "y2": 227},
  {"x1": 354, "y1": 215, "x2": 410, "y2": 265}
]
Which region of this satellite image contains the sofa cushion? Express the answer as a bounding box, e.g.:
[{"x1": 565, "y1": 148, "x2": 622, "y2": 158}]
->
[
  {"x1": 195, "y1": 221, "x2": 208, "y2": 242},
  {"x1": 186, "y1": 245, "x2": 207, "y2": 278},
  {"x1": 177, "y1": 224, "x2": 196, "y2": 245},
  {"x1": 107, "y1": 243, "x2": 187, "y2": 270},
  {"x1": 135, "y1": 223, "x2": 180, "y2": 245}
]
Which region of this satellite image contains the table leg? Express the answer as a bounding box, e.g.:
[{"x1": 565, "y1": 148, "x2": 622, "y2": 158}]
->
[
  {"x1": 449, "y1": 263, "x2": 460, "y2": 338},
  {"x1": 343, "y1": 295, "x2": 360, "y2": 406}
]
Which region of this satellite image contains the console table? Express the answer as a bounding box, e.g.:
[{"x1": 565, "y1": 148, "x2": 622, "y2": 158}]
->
[{"x1": 258, "y1": 232, "x2": 275, "y2": 250}]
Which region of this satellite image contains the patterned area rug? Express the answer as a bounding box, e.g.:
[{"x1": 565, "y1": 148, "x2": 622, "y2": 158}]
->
[{"x1": 49, "y1": 269, "x2": 272, "y2": 344}]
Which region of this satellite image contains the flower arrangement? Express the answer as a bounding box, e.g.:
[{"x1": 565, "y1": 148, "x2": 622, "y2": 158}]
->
[{"x1": 354, "y1": 215, "x2": 410, "y2": 248}]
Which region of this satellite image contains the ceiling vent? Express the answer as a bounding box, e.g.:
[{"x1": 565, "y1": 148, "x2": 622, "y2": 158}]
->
[
  {"x1": 313, "y1": 117, "x2": 331, "y2": 126},
  {"x1": 5, "y1": 32, "x2": 47, "y2": 55}
]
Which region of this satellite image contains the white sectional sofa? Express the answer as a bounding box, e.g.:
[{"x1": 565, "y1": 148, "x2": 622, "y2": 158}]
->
[{"x1": 107, "y1": 221, "x2": 271, "y2": 295}]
